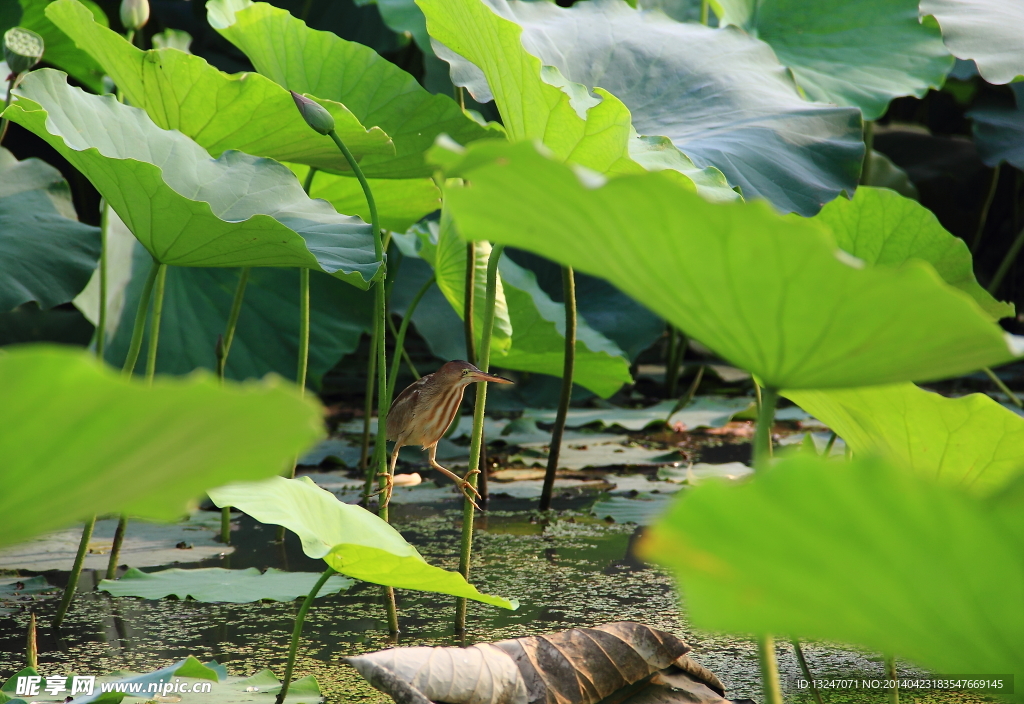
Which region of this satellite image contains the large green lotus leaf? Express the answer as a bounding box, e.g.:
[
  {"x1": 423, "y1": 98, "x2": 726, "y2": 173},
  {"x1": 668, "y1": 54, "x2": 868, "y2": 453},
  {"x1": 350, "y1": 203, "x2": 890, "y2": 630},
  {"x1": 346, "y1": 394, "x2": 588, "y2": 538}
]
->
[
  {"x1": 0, "y1": 346, "x2": 324, "y2": 550},
  {"x1": 11, "y1": 0, "x2": 107, "y2": 92},
  {"x1": 98, "y1": 567, "x2": 354, "y2": 603},
  {"x1": 45, "y1": 0, "x2": 394, "y2": 173},
  {"x1": 205, "y1": 0, "x2": 499, "y2": 179},
  {"x1": 289, "y1": 164, "x2": 439, "y2": 234},
  {"x1": 811, "y1": 186, "x2": 1013, "y2": 320},
  {"x1": 207, "y1": 476, "x2": 518, "y2": 609},
  {"x1": 711, "y1": 0, "x2": 952, "y2": 121},
  {"x1": 785, "y1": 384, "x2": 1024, "y2": 497},
  {"x1": 424, "y1": 0, "x2": 862, "y2": 215},
  {"x1": 970, "y1": 85, "x2": 1024, "y2": 171},
  {"x1": 440, "y1": 141, "x2": 1021, "y2": 389},
  {"x1": 104, "y1": 244, "x2": 372, "y2": 385},
  {"x1": 0, "y1": 148, "x2": 100, "y2": 312},
  {"x1": 418, "y1": 0, "x2": 736, "y2": 204},
  {"x1": 920, "y1": 0, "x2": 1024, "y2": 85},
  {"x1": 642, "y1": 455, "x2": 1024, "y2": 689},
  {"x1": 5, "y1": 70, "x2": 381, "y2": 289}
]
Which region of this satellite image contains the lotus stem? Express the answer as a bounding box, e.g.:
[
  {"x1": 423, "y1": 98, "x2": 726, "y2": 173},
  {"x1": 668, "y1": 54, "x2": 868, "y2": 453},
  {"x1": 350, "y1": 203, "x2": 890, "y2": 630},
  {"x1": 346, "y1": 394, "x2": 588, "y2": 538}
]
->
[
  {"x1": 121, "y1": 257, "x2": 160, "y2": 377},
  {"x1": 0, "y1": 74, "x2": 18, "y2": 146},
  {"x1": 276, "y1": 567, "x2": 335, "y2": 704},
  {"x1": 144, "y1": 263, "x2": 167, "y2": 383},
  {"x1": 360, "y1": 321, "x2": 377, "y2": 495},
  {"x1": 987, "y1": 224, "x2": 1024, "y2": 295},
  {"x1": 670, "y1": 364, "x2": 704, "y2": 417},
  {"x1": 387, "y1": 314, "x2": 420, "y2": 379},
  {"x1": 95, "y1": 203, "x2": 109, "y2": 359},
  {"x1": 823, "y1": 431, "x2": 838, "y2": 456},
  {"x1": 885, "y1": 655, "x2": 899, "y2": 704},
  {"x1": 972, "y1": 164, "x2": 1001, "y2": 253},
  {"x1": 464, "y1": 242, "x2": 477, "y2": 366},
  {"x1": 984, "y1": 367, "x2": 1022, "y2": 408},
  {"x1": 455, "y1": 243, "x2": 504, "y2": 632},
  {"x1": 386, "y1": 276, "x2": 435, "y2": 403},
  {"x1": 754, "y1": 387, "x2": 783, "y2": 704},
  {"x1": 667, "y1": 328, "x2": 687, "y2": 398},
  {"x1": 326, "y1": 128, "x2": 396, "y2": 634},
  {"x1": 27, "y1": 612, "x2": 37, "y2": 668},
  {"x1": 52, "y1": 515, "x2": 95, "y2": 630},
  {"x1": 860, "y1": 121, "x2": 874, "y2": 185},
  {"x1": 217, "y1": 267, "x2": 251, "y2": 381},
  {"x1": 539, "y1": 266, "x2": 576, "y2": 512},
  {"x1": 792, "y1": 639, "x2": 825, "y2": 704},
  {"x1": 758, "y1": 635, "x2": 784, "y2": 704},
  {"x1": 105, "y1": 514, "x2": 128, "y2": 579},
  {"x1": 700, "y1": 0, "x2": 709, "y2": 25}
]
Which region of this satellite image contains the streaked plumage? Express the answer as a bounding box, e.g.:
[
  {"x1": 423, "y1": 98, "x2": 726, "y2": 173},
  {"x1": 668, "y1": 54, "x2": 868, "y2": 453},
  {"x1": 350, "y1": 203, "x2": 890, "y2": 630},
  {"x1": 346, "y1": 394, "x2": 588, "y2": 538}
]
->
[{"x1": 380, "y1": 360, "x2": 512, "y2": 506}]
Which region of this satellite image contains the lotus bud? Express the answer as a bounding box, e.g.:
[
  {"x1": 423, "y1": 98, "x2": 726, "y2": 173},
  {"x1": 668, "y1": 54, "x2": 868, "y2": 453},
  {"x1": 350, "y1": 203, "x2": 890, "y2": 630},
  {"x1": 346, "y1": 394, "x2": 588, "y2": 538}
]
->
[
  {"x1": 290, "y1": 90, "x2": 335, "y2": 136},
  {"x1": 3, "y1": 28, "x2": 44, "y2": 76},
  {"x1": 120, "y1": 0, "x2": 150, "y2": 32}
]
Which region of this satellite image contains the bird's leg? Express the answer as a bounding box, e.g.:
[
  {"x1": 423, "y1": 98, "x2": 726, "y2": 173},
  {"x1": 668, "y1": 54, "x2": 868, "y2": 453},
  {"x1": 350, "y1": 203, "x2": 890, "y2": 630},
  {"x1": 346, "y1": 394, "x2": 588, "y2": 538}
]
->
[
  {"x1": 369, "y1": 442, "x2": 400, "y2": 508},
  {"x1": 428, "y1": 445, "x2": 481, "y2": 509}
]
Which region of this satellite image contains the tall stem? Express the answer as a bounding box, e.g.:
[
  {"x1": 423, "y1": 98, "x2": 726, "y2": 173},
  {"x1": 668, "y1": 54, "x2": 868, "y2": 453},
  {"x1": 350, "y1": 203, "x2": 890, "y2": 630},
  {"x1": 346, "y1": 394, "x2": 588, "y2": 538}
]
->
[
  {"x1": 52, "y1": 516, "x2": 95, "y2": 629},
  {"x1": 987, "y1": 225, "x2": 1024, "y2": 296},
  {"x1": 792, "y1": 639, "x2": 825, "y2": 704},
  {"x1": 972, "y1": 165, "x2": 1001, "y2": 253},
  {"x1": 860, "y1": 121, "x2": 874, "y2": 185},
  {"x1": 386, "y1": 276, "x2": 435, "y2": 404},
  {"x1": 754, "y1": 387, "x2": 783, "y2": 704},
  {"x1": 96, "y1": 204, "x2": 109, "y2": 359},
  {"x1": 121, "y1": 258, "x2": 160, "y2": 376},
  {"x1": 455, "y1": 244, "x2": 504, "y2": 632},
  {"x1": 539, "y1": 266, "x2": 576, "y2": 512},
  {"x1": 464, "y1": 242, "x2": 477, "y2": 365},
  {"x1": 758, "y1": 636, "x2": 783, "y2": 704},
  {"x1": 327, "y1": 129, "x2": 396, "y2": 633},
  {"x1": 700, "y1": 0, "x2": 709, "y2": 24},
  {"x1": 361, "y1": 322, "x2": 378, "y2": 496},
  {"x1": 0, "y1": 74, "x2": 18, "y2": 146},
  {"x1": 984, "y1": 367, "x2": 1022, "y2": 408},
  {"x1": 275, "y1": 567, "x2": 335, "y2": 704},
  {"x1": 885, "y1": 655, "x2": 899, "y2": 704},
  {"x1": 104, "y1": 515, "x2": 128, "y2": 580}
]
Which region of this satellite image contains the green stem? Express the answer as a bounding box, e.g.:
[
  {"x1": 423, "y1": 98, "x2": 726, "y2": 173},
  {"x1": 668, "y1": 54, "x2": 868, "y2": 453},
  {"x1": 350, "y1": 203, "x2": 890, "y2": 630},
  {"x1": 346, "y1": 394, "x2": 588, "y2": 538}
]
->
[
  {"x1": 757, "y1": 635, "x2": 784, "y2": 704},
  {"x1": 972, "y1": 165, "x2": 1001, "y2": 253},
  {"x1": 670, "y1": 364, "x2": 704, "y2": 416},
  {"x1": 667, "y1": 328, "x2": 686, "y2": 397},
  {"x1": 104, "y1": 514, "x2": 128, "y2": 580},
  {"x1": 53, "y1": 515, "x2": 95, "y2": 629},
  {"x1": 455, "y1": 244, "x2": 504, "y2": 632},
  {"x1": 860, "y1": 121, "x2": 874, "y2": 185},
  {"x1": 823, "y1": 431, "x2": 838, "y2": 456},
  {"x1": 121, "y1": 258, "x2": 160, "y2": 376},
  {"x1": 296, "y1": 267, "x2": 311, "y2": 396},
  {"x1": 360, "y1": 322, "x2": 378, "y2": 496},
  {"x1": 0, "y1": 74, "x2": 18, "y2": 146},
  {"x1": 792, "y1": 639, "x2": 825, "y2": 704},
  {"x1": 217, "y1": 268, "x2": 251, "y2": 380},
  {"x1": 27, "y1": 613, "x2": 37, "y2": 668},
  {"x1": 96, "y1": 204, "x2": 109, "y2": 359},
  {"x1": 885, "y1": 655, "x2": 899, "y2": 704},
  {"x1": 144, "y1": 263, "x2": 168, "y2": 383},
  {"x1": 386, "y1": 276, "x2": 435, "y2": 404},
  {"x1": 984, "y1": 367, "x2": 1022, "y2": 408},
  {"x1": 700, "y1": 0, "x2": 709, "y2": 25},
  {"x1": 387, "y1": 314, "x2": 420, "y2": 379},
  {"x1": 987, "y1": 225, "x2": 1024, "y2": 296},
  {"x1": 275, "y1": 567, "x2": 335, "y2": 704},
  {"x1": 539, "y1": 266, "x2": 576, "y2": 512},
  {"x1": 464, "y1": 242, "x2": 477, "y2": 366},
  {"x1": 327, "y1": 128, "x2": 396, "y2": 633}
]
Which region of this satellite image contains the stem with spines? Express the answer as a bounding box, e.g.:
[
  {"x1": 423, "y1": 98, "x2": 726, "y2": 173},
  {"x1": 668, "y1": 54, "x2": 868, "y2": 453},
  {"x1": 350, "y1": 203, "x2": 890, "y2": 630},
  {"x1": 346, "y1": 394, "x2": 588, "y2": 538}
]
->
[{"x1": 455, "y1": 243, "x2": 504, "y2": 632}]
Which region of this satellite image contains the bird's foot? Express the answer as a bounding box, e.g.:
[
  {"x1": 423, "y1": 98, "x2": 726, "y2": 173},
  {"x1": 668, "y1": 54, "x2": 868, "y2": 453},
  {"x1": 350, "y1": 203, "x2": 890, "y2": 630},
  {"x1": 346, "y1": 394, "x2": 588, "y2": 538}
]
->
[
  {"x1": 368, "y1": 472, "x2": 394, "y2": 508},
  {"x1": 458, "y1": 469, "x2": 482, "y2": 509}
]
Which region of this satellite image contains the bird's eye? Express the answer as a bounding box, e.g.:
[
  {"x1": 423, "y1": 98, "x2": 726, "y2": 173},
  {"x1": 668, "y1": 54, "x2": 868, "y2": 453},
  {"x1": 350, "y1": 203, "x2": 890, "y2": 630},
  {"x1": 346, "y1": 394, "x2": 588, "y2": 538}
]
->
[{"x1": 462, "y1": 369, "x2": 469, "y2": 376}]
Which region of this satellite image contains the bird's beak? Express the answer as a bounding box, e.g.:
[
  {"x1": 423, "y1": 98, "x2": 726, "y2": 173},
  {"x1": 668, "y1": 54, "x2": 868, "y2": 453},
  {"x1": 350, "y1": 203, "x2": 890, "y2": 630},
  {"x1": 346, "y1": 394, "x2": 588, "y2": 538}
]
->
[{"x1": 468, "y1": 370, "x2": 514, "y2": 384}]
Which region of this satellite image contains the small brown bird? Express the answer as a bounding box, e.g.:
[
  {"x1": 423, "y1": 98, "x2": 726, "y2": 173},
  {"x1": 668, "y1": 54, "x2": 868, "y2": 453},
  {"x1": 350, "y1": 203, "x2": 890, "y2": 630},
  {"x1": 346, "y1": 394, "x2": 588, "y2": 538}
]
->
[{"x1": 381, "y1": 360, "x2": 512, "y2": 507}]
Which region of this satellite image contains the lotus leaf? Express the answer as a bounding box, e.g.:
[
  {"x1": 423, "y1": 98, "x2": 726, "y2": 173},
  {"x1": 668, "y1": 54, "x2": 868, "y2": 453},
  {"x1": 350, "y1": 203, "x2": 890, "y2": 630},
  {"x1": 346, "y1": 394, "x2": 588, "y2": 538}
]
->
[
  {"x1": 424, "y1": 0, "x2": 862, "y2": 214},
  {"x1": 969, "y1": 85, "x2": 1024, "y2": 171},
  {"x1": 98, "y1": 567, "x2": 354, "y2": 603},
  {"x1": 0, "y1": 147, "x2": 100, "y2": 312},
  {"x1": 642, "y1": 455, "x2": 1024, "y2": 693},
  {"x1": 206, "y1": 0, "x2": 500, "y2": 179},
  {"x1": 44, "y1": 0, "x2": 395, "y2": 173},
  {"x1": 4, "y1": 70, "x2": 380, "y2": 288},
  {"x1": 439, "y1": 141, "x2": 1021, "y2": 388},
  {"x1": 207, "y1": 476, "x2": 518, "y2": 609},
  {"x1": 920, "y1": 0, "x2": 1024, "y2": 85},
  {"x1": 712, "y1": 0, "x2": 952, "y2": 121},
  {"x1": 0, "y1": 346, "x2": 324, "y2": 550}
]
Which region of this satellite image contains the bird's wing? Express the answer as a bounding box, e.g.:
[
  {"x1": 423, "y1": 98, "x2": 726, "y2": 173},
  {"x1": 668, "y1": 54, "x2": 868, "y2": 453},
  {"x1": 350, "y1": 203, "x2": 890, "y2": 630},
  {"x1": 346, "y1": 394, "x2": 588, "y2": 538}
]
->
[{"x1": 385, "y1": 376, "x2": 429, "y2": 441}]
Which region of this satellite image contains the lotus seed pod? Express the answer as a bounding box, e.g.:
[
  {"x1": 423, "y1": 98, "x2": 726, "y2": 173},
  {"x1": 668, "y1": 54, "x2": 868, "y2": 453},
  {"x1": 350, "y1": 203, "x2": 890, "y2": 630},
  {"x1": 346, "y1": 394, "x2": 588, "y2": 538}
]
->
[
  {"x1": 120, "y1": 0, "x2": 150, "y2": 32},
  {"x1": 3, "y1": 28, "x2": 44, "y2": 76},
  {"x1": 290, "y1": 91, "x2": 335, "y2": 136}
]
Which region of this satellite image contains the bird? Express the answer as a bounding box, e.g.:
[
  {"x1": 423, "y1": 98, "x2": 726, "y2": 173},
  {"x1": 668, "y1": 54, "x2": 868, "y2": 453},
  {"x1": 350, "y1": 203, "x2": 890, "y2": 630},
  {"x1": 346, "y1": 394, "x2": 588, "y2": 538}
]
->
[{"x1": 379, "y1": 360, "x2": 513, "y2": 507}]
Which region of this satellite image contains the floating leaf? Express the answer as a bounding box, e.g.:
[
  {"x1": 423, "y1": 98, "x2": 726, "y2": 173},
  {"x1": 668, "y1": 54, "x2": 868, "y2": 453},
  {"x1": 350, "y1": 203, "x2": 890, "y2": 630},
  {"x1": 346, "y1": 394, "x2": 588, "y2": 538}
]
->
[
  {"x1": 784, "y1": 384, "x2": 1024, "y2": 497},
  {"x1": 524, "y1": 397, "x2": 754, "y2": 431},
  {"x1": 99, "y1": 567, "x2": 354, "y2": 603},
  {"x1": 440, "y1": 141, "x2": 1021, "y2": 388},
  {"x1": 0, "y1": 576, "x2": 57, "y2": 599},
  {"x1": 0, "y1": 147, "x2": 100, "y2": 312},
  {"x1": 207, "y1": 476, "x2": 517, "y2": 608},
  {"x1": 642, "y1": 455, "x2": 1024, "y2": 691},
  {"x1": 345, "y1": 622, "x2": 731, "y2": 704},
  {"x1": 591, "y1": 494, "x2": 677, "y2": 525},
  {"x1": 811, "y1": 186, "x2": 1013, "y2": 320},
  {"x1": 920, "y1": 0, "x2": 1024, "y2": 85},
  {"x1": 425, "y1": 0, "x2": 861, "y2": 214},
  {"x1": 206, "y1": 0, "x2": 499, "y2": 179},
  {"x1": 713, "y1": 0, "x2": 952, "y2": 121},
  {"x1": 0, "y1": 346, "x2": 323, "y2": 550},
  {"x1": 102, "y1": 243, "x2": 371, "y2": 384},
  {"x1": 5, "y1": 70, "x2": 380, "y2": 288}
]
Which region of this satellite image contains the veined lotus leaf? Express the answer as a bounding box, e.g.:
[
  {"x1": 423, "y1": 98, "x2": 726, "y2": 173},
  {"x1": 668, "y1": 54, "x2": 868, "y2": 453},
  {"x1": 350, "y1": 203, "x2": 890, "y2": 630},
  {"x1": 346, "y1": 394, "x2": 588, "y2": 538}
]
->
[
  {"x1": 45, "y1": 0, "x2": 395, "y2": 173},
  {"x1": 8, "y1": 0, "x2": 107, "y2": 91},
  {"x1": 969, "y1": 85, "x2": 1024, "y2": 171},
  {"x1": 784, "y1": 383, "x2": 1024, "y2": 497},
  {"x1": 641, "y1": 455, "x2": 1024, "y2": 691},
  {"x1": 439, "y1": 140, "x2": 1021, "y2": 389},
  {"x1": 423, "y1": 0, "x2": 861, "y2": 214},
  {"x1": 419, "y1": 0, "x2": 736, "y2": 204},
  {"x1": 811, "y1": 186, "x2": 1013, "y2": 320},
  {"x1": 0, "y1": 147, "x2": 100, "y2": 312},
  {"x1": 4, "y1": 70, "x2": 381, "y2": 289},
  {"x1": 712, "y1": 0, "x2": 952, "y2": 121},
  {"x1": 207, "y1": 476, "x2": 518, "y2": 609},
  {"x1": 920, "y1": 0, "x2": 1024, "y2": 85},
  {"x1": 205, "y1": 0, "x2": 500, "y2": 179},
  {"x1": 289, "y1": 164, "x2": 439, "y2": 233},
  {"x1": 0, "y1": 346, "x2": 324, "y2": 550},
  {"x1": 98, "y1": 567, "x2": 354, "y2": 603}
]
